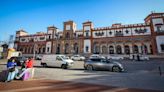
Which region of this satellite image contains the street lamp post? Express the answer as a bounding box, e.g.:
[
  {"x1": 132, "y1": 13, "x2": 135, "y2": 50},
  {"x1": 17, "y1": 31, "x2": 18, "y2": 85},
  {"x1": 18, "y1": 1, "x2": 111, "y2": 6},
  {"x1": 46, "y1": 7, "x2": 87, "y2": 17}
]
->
[
  {"x1": 33, "y1": 44, "x2": 36, "y2": 59},
  {"x1": 33, "y1": 39, "x2": 38, "y2": 59},
  {"x1": 55, "y1": 33, "x2": 59, "y2": 54}
]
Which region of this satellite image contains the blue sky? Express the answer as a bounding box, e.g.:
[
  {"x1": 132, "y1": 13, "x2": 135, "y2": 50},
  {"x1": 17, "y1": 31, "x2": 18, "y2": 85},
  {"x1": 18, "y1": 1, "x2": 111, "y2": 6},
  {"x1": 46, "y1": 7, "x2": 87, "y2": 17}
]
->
[{"x1": 0, "y1": 0, "x2": 164, "y2": 41}]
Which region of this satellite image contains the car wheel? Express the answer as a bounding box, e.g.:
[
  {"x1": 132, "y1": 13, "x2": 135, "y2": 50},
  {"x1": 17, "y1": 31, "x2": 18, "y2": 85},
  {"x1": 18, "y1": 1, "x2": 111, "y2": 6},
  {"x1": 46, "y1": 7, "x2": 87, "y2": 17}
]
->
[
  {"x1": 87, "y1": 65, "x2": 93, "y2": 71},
  {"x1": 61, "y1": 64, "x2": 67, "y2": 69},
  {"x1": 112, "y1": 66, "x2": 120, "y2": 72},
  {"x1": 43, "y1": 63, "x2": 47, "y2": 67}
]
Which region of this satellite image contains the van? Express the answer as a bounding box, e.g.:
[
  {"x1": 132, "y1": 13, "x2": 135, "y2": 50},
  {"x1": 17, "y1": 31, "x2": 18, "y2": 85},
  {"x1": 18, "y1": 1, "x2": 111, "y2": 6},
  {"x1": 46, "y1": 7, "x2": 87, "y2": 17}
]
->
[{"x1": 41, "y1": 54, "x2": 74, "y2": 69}]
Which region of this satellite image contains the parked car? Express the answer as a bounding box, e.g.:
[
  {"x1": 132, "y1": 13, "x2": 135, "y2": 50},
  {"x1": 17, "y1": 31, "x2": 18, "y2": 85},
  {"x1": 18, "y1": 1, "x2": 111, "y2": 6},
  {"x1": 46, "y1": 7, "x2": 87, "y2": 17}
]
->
[
  {"x1": 108, "y1": 55, "x2": 124, "y2": 60},
  {"x1": 129, "y1": 54, "x2": 149, "y2": 61},
  {"x1": 84, "y1": 58, "x2": 124, "y2": 72},
  {"x1": 140, "y1": 55, "x2": 149, "y2": 60},
  {"x1": 41, "y1": 54, "x2": 74, "y2": 69},
  {"x1": 89, "y1": 54, "x2": 105, "y2": 59},
  {"x1": 71, "y1": 55, "x2": 85, "y2": 61},
  {"x1": 10, "y1": 56, "x2": 28, "y2": 66}
]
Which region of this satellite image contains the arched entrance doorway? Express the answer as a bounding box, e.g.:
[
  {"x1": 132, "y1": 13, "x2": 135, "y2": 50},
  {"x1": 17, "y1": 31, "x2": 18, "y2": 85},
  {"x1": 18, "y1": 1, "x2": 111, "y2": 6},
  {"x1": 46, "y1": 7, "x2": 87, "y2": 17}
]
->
[
  {"x1": 64, "y1": 43, "x2": 69, "y2": 54},
  {"x1": 93, "y1": 42, "x2": 100, "y2": 54},
  {"x1": 133, "y1": 45, "x2": 139, "y2": 53},
  {"x1": 124, "y1": 45, "x2": 130, "y2": 54},
  {"x1": 56, "y1": 44, "x2": 60, "y2": 54},
  {"x1": 93, "y1": 43, "x2": 100, "y2": 54},
  {"x1": 109, "y1": 46, "x2": 114, "y2": 54},
  {"x1": 74, "y1": 43, "x2": 78, "y2": 54},
  {"x1": 116, "y1": 45, "x2": 122, "y2": 54},
  {"x1": 150, "y1": 45, "x2": 153, "y2": 54},
  {"x1": 102, "y1": 45, "x2": 107, "y2": 54}
]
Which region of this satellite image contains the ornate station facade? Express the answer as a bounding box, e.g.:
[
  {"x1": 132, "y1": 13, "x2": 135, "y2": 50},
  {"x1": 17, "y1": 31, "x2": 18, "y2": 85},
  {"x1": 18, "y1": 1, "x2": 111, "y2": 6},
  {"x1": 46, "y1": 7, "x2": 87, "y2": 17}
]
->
[{"x1": 14, "y1": 12, "x2": 164, "y2": 56}]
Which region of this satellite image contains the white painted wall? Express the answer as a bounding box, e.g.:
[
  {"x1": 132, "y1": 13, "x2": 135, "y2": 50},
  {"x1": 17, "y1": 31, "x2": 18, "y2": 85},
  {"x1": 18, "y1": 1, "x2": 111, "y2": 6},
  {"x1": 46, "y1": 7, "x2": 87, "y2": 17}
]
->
[
  {"x1": 152, "y1": 18, "x2": 164, "y2": 32},
  {"x1": 66, "y1": 25, "x2": 71, "y2": 30},
  {"x1": 83, "y1": 40, "x2": 91, "y2": 53},
  {"x1": 156, "y1": 36, "x2": 164, "y2": 53},
  {"x1": 123, "y1": 28, "x2": 132, "y2": 36},
  {"x1": 46, "y1": 35, "x2": 52, "y2": 39},
  {"x1": 93, "y1": 30, "x2": 107, "y2": 38},
  {"x1": 84, "y1": 31, "x2": 91, "y2": 37},
  {"x1": 75, "y1": 31, "x2": 83, "y2": 37},
  {"x1": 84, "y1": 26, "x2": 90, "y2": 31},
  {"x1": 34, "y1": 36, "x2": 46, "y2": 42},
  {"x1": 107, "y1": 30, "x2": 115, "y2": 37},
  {"x1": 84, "y1": 26, "x2": 91, "y2": 37},
  {"x1": 153, "y1": 18, "x2": 164, "y2": 25},
  {"x1": 48, "y1": 30, "x2": 53, "y2": 34},
  {"x1": 20, "y1": 37, "x2": 28, "y2": 42},
  {"x1": 131, "y1": 27, "x2": 151, "y2": 36}
]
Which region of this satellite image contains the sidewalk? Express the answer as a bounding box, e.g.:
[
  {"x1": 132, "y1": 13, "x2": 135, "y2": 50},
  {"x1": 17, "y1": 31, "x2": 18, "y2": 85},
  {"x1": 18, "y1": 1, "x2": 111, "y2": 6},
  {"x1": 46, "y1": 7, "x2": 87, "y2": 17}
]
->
[{"x1": 0, "y1": 79, "x2": 163, "y2": 92}]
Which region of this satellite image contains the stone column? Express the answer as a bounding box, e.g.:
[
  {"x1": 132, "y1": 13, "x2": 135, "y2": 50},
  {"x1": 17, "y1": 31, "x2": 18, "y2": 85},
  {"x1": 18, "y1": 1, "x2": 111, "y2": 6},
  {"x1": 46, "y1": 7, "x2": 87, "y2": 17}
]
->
[
  {"x1": 121, "y1": 44, "x2": 124, "y2": 54},
  {"x1": 147, "y1": 43, "x2": 151, "y2": 54},
  {"x1": 129, "y1": 44, "x2": 133, "y2": 54},
  {"x1": 100, "y1": 45, "x2": 102, "y2": 54},
  {"x1": 114, "y1": 44, "x2": 116, "y2": 54},
  {"x1": 138, "y1": 44, "x2": 142, "y2": 54}
]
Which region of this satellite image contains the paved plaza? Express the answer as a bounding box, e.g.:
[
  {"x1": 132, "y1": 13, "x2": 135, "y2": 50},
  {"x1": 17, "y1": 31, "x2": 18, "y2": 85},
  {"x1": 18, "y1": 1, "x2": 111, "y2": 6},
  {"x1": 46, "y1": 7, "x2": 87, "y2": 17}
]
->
[{"x1": 0, "y1": 59, "x2": 164, "y2": 92}]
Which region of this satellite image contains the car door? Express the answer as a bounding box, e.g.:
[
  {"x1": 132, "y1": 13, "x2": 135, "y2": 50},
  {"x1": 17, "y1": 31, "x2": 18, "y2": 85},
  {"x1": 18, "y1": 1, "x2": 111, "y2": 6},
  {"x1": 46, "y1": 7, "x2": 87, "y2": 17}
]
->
[
  {"x1": 45, "y1": 55, "x2": 54, "y2": 66},
  {"x1": 91, "y1": 58, "x2": 103, "y2": 70},
  {"x1": 100, "y1": 59, "x2": 111, "y2": 70},
  {"x1": 74, "y1": 55, "x2": 79, "y2": 60},
  {"x1": 55, "y1": 56, "x2": 63, "y2": 67}
]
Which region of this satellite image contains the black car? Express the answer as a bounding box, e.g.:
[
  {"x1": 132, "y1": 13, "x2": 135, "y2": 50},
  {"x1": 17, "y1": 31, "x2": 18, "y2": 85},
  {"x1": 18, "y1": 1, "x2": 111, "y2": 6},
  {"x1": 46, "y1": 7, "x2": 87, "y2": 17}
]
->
[{"x1": 10, "y1": 56, "x2": 28, "y2": 66}]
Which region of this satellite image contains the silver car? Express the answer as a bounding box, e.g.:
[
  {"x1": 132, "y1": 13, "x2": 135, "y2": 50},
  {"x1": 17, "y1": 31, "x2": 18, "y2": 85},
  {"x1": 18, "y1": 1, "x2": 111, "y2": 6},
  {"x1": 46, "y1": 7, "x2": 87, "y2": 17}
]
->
[{"x1": 84, "y1": 58, "x2": 124, "y2": 72}]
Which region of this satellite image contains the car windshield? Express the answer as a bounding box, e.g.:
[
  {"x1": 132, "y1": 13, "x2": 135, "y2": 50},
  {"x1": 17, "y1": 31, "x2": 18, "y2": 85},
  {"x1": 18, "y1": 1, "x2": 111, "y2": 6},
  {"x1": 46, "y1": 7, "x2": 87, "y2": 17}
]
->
[{"x1": 61, "y1": 55, "x2": 69, "y2": 60}]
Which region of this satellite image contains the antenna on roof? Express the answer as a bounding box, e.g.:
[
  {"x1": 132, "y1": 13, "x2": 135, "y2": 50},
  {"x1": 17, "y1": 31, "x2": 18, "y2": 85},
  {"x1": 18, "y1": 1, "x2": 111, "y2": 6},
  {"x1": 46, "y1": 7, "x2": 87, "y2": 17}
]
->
[{"x1": 151, "y1": 10, "x2": 155, "y2": 14}]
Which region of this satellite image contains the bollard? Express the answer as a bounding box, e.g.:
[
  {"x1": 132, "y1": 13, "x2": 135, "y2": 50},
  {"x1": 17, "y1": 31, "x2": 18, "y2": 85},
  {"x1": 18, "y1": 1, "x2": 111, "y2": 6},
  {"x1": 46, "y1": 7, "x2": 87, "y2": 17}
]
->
[{"x1": 158, "y1": 66, "x2": 162, "y2": 76}]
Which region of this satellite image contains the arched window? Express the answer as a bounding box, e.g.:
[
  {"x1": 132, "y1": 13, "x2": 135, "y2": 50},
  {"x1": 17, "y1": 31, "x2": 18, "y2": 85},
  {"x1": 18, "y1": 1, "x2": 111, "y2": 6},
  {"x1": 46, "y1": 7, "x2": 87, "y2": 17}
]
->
[
  {"x1": 116, "y1": 45, "x2": 122, "y2": 54},
  {"x1": 74, "y1": 43, "x2": 78, "y2": 54},
  {"x1": 42, "y1": 47, "x2": 45, "y2": 53},
  {"x1": 66, "y1": 32, "x2": 70, "y2": 39},
  {"x1": 56, "y1": 44, "x2": 60, "y2": 54},
  {"x1": 86, "y1": 32, "x2": 89, "y2": 37},
  {"x1": 47, "y1": 47, "x2": 50, "y2": 52},
  {"x1": 102, "y1": 45, "x2": 107, "y2": 54},
  {"x1": 39, "y1": 48, "x2": 41, "y2": 54},
  {"x1": 86, "y1": 46, "x2": 89, "y2": 52},
  {"x1": 109, "y1": 46, "x2": 114, "y2": 54},
  {"x1": 124, "y1": 45, "x2": 130, "y2": 54},
  {"x1": 160, "y1": 44, "x2": 164, "y2": 52},
  {"x1": 133, "y1": 45, "x2": 138, "y2": 53},
  {"x1": 65, "y1": 43, "x2": 69, "y2": 54}
]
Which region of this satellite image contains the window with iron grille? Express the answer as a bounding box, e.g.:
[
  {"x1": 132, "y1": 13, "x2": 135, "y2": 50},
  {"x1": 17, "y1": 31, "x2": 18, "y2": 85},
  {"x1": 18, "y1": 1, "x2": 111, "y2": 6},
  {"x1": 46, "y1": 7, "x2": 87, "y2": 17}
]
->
[{"x1": 160, "y1": 44, "x2": 164, "y2": 52}]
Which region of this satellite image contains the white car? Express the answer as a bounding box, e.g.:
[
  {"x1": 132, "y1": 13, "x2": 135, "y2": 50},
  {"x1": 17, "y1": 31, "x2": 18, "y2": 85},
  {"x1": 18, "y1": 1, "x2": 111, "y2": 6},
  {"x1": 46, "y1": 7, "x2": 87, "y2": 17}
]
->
[
  {"x1": 89, "y1": 54, "x2": 105, "y2": 59},
  {"x1": 41, "y1": 54, "x2": 74, "y2": 69},
  {"x1": 140, "y1": 55, "x2": 149, "y2": 60},
  {"x1": 108, "y1": 55, "x2": 124, "y2": 60},
  {"x1": 129, "y1": 54, "x2": 149, "y2": 61},
  {"x1": 71, "y1": 55, "x2": 85, "y2": 61}
]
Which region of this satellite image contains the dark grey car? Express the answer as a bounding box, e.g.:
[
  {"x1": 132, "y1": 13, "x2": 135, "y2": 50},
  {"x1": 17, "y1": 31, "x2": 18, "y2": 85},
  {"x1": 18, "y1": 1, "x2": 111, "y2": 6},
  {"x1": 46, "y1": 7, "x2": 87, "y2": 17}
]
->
[{"x1": 84, "y1": 58, "x2": 124, "y2": 72}]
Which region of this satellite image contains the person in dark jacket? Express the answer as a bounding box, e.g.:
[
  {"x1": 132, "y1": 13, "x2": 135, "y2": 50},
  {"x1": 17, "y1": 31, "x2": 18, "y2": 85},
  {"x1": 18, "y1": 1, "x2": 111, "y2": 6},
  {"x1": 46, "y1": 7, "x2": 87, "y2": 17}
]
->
[{"x1": 6, "y1": 58, "x2": 18, "y2": 82}]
